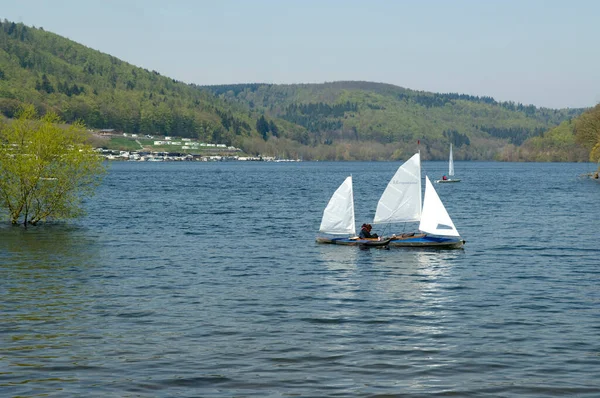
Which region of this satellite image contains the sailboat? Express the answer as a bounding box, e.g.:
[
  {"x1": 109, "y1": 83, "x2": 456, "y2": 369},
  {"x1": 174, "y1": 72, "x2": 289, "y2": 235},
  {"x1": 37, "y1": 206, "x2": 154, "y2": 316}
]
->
[
  {"x1": 374, "y1": 153, "x2": 465, "y2": 248},
  {"x1": 315, "y1": 176, "x2": 392, "y2": 246},
  {"x1": 436, "y1": 144, "x2": 461, "y2": 183}
]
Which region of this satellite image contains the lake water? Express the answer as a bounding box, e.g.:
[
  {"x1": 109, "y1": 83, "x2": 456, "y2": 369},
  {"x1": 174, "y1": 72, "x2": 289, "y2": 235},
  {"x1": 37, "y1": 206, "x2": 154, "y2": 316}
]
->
[{"x1": 1, "y1": 161, "x2": 599, "y2": 397}]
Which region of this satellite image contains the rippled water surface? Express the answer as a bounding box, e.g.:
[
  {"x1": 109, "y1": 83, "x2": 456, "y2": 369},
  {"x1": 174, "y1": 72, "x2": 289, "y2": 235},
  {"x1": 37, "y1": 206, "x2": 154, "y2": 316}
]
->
[{"x1": 1, "y1": 161, "x2": 599, "y2": 397}]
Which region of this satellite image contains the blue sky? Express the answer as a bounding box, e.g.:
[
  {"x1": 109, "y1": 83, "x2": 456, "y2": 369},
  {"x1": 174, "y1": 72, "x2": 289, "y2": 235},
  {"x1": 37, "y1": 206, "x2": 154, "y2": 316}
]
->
[{"x1": 2, "y1": 0, "x2": 599, "y2": 108}]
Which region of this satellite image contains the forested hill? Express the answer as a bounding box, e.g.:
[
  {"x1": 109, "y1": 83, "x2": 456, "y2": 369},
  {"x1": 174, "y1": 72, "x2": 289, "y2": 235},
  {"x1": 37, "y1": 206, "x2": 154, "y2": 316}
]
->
[
  {"x1": 0, "y1": 20, "x2": 589, "y2": 160},
  {"x1": 0, "y1": 20, "x2": 264, "y2": 148},
  {"x1": 203, "y1": 82, "x2": 587, "y2": 160}
]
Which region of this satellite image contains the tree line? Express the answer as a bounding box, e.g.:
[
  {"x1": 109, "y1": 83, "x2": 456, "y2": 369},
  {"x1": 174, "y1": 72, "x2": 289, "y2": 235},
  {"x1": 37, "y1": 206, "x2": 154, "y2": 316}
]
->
[
  {"x1": 0, "y1": 19, "x2": 592, "y2": 161},
  {"x1": 477, "y1": 125, "x2": 547, "y2": 146},
  {"x1": 0, "y1": 20, "x2": 264, "y2": 147},
  {"x1": 442, "y1": 129, "x2": 471, "y2": 147},
  {"x1": 281, "y1": 102, "x2": 357, "y2": 133}
]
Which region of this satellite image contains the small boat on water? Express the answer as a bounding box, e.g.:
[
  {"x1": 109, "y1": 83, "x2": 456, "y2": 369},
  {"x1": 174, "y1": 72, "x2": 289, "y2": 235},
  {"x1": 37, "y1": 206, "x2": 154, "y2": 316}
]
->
[
  {"x1": 373, "y1": 153, "x2": 465, "y2": 248},
  {"x1": 436, "y1": 144, "x2": 461, "y2": 183},
  {"x1": 315, "y1": 176, "x2": 391, "y2": 247},
  {"x1": 316, "y1": 153, "x2": 465, "y2": 249}
]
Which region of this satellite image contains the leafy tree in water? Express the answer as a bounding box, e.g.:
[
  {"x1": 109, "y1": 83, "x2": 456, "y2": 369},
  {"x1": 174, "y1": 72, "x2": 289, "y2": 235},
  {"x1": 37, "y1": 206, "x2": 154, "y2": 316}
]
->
[
  {"x1": 574, "y1": 103, "x2": 600, "y2": 164},
  {"x1": 0, "y1": 105, "x2": 106, "y2": 226}
]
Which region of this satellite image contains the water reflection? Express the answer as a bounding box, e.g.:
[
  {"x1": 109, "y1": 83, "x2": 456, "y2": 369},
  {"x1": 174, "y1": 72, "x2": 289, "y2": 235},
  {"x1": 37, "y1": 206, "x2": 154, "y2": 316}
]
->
[
  {"x1": 379, "y1": 249, "x2": 461, "y2": 311},
  {"x1": 315, "y1": 245, "x2": 463, "y2": 322},
  {"x1": 316, "y1": 244, "x2": 360, "y2": 314},
  {"x1": 0, "y1": 224, "x2": 99, "y2": 390},
  {"x1": 0, "y1": 223, "x2": 98, "y2": 261},
  {"x1": 315, "y1": 245, "x2": 466, "y2": 389},
  {"x1": 316, "y1": 245, "x2": 463, "y2": 297},
  {"x1": 317, "y1": 244, "x2": 359, "y2": 273}
]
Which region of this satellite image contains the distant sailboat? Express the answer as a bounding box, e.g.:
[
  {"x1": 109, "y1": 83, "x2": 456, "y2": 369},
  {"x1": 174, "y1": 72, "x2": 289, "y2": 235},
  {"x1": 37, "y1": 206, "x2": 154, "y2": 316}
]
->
[{"x1": 436, "y1": 144, "x2": 461, "y2": 183}]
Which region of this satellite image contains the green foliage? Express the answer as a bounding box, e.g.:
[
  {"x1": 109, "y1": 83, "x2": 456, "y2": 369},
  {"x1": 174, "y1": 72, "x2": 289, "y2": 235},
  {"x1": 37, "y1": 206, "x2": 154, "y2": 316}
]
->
[
  {"x1": 107, "y1": 136, "x2": 144, "y2": 151},
  {"x1": 476, "y1": 125, "x2": 546, "y2": 145},
  {"x1": 499, "y1": 120, "x2": 588, "y2": 162},
  {"x1": 204, "y1": 81, "x2": 586, "y2": 160},
  {"x1": 0, "y1": 104, "x2": 106, "y2": 225},
  {"x1": 282, "y1": 101, "x2": 357, "y2": 132},
  {"x1": 443, "y1": 129, "x2": 470, "y2": 147},
  {"x1": 0, "y1": 20, "x2": 261, "y2": 144},
  {"x1": 574, "y1": 104, "x2": 600, "y2": 163},
  {"x1": 256, "y1": 115, "x2": 269, "y2": 140}
]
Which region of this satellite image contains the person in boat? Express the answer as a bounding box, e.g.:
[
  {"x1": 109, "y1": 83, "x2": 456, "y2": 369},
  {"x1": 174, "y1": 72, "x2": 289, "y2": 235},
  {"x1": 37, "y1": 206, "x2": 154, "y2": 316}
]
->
[
  {"x1": 359, "y1": 223, "x2": 378, "y2": 239},
  {"x1": 442, "y1": 175, "x2": 448, "y2": 181}
]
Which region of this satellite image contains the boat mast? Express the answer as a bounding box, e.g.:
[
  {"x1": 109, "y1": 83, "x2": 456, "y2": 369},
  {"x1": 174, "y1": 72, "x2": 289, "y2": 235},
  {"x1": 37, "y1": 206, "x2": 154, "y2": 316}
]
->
[{"x1": 449, "y1": 143, "x2": 454, "y2": 176}]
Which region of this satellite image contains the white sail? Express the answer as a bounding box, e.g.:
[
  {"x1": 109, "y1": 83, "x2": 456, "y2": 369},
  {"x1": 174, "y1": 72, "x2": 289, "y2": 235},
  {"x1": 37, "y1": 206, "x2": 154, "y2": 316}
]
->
[
  {"x1": 449, "y1": 144, "x2": 454, "y2": 176},
  {"x1": 373, "y1": 153, "x2": 422, "y2": 224},
  {"x1": 419, "y1": 176, "x2": 460, "y2": 237},
  {"x1": 319, "y1": 176, "x2": 356, "y2": 235}
]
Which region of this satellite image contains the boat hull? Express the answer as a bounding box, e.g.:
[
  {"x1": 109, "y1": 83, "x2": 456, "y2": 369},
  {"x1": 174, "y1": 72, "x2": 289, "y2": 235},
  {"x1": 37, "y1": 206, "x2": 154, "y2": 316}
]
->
[
  {"x1": 385, "y1": 233, "x2": 465, "y2": 249},
  {"x1": 316, "y1": 235, "x2": 464, "y2": 249},
  {"x1": 435, "y1": 179, "x2": 461, "y2": 183},
  {"x1": 315, "y1": 237, "x2": 392, "y2": 247}
]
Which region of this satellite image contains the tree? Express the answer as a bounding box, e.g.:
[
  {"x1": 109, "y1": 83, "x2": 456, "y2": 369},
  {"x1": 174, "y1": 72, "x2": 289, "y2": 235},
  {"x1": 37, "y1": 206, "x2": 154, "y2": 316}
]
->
[
  {"x1": 39, "y1": 74, "x2": 55, "y2": 94},
  {"x1": 256, "y1": 115, "x2": 270, "y2": 140},
  {"x1": 574, "y1": 104, "x2": 600, "y2": 164},
  {"x1": 0, "y1": 105, "x2": 106, "y2": 226},
  {"x1": 268, "y1": 120, "x2": 279, "y2": 137}
]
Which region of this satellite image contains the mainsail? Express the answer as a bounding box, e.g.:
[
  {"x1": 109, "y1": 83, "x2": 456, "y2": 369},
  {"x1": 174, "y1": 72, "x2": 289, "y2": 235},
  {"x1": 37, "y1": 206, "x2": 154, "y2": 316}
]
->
[
  {"x1": 319, "y1": 176, "x2": 356, "y2": 235},
  {"x1": 373, "y1": 153, "x2": 422, "y2": 224}
]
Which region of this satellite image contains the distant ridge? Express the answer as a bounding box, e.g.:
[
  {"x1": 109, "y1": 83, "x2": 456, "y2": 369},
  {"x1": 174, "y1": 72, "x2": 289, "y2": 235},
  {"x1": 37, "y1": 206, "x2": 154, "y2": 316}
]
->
[
  {"x1": 202, "y1": 81, "x2": 586, "y2": 160},
  {"x1": 0, "y1": 20, "x2": 588, "y2": 161}
]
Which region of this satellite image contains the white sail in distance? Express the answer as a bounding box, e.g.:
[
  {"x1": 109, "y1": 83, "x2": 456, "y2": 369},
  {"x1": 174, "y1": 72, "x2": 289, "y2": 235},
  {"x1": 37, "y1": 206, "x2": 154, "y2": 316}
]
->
[{"x1": 449, "y1": 144, "x2": 454, "y2": 176}]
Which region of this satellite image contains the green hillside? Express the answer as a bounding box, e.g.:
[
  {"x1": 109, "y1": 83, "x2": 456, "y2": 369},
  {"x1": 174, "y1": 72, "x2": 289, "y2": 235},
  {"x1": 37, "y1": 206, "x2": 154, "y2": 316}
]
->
[
  {"x1": 204, "y1": 82, "x2": 586, "y2": 160},
  {"x1": 497, "y1": 119, "x2": 587, "y2": 162},
  {"x1": 0, "y1": 19, "x2": 590, "y2": 161},
  {"x1": 0, "y1": 20, "x2": 262, "y2": 149}
]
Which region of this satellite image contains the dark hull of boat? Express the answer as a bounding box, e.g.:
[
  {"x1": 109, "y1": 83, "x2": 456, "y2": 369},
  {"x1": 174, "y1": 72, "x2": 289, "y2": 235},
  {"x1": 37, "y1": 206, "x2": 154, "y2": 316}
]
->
[
  {"x1": 435, "y1": 179, "x2": 461, "y2": 183},
  {"x1": 315, "y1": 237, "x2": 392, "y2": 247},
  {"x1": 387, "y1": 234, "x2": 465, "y2": 249},
  {"x1": 316, "y1": 235, "x2": 464, "y2": 249}
]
